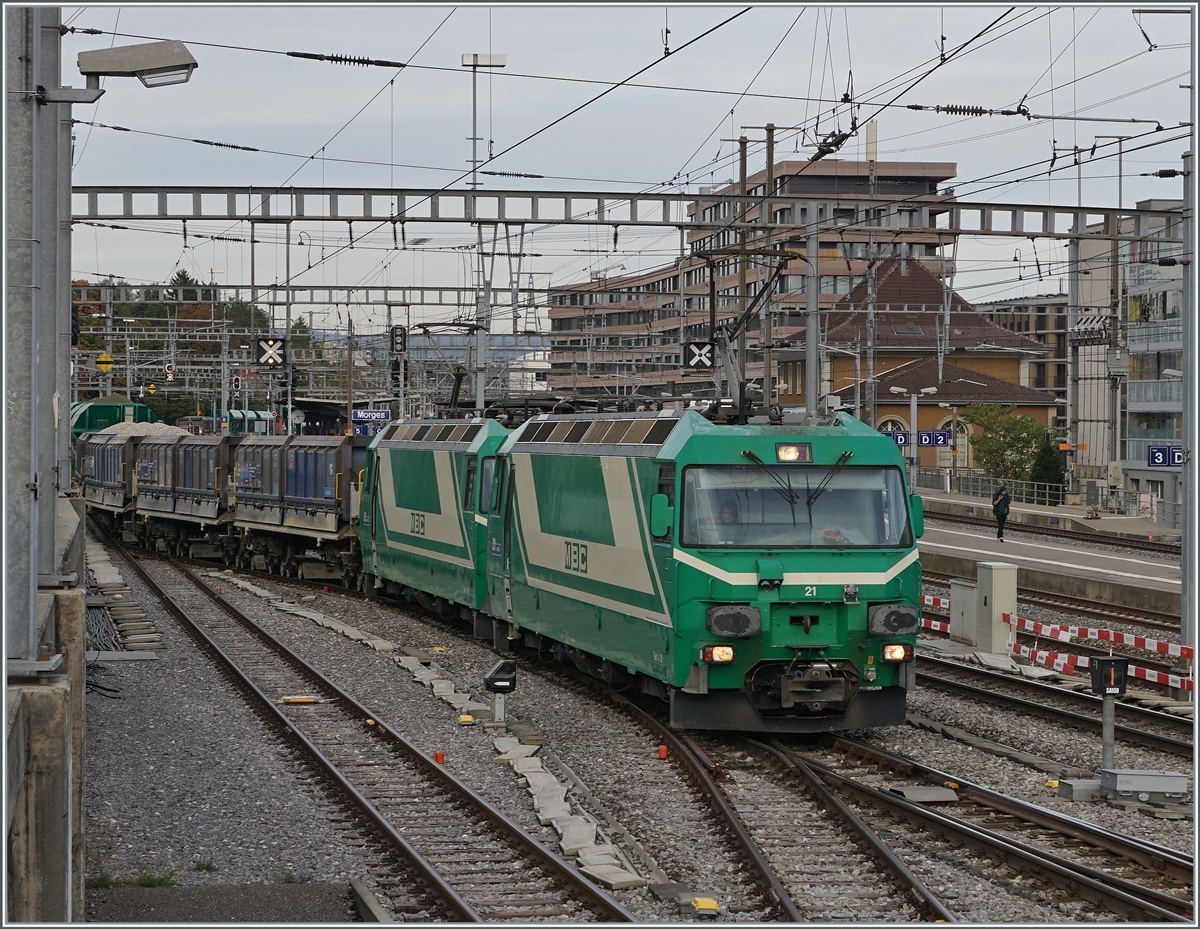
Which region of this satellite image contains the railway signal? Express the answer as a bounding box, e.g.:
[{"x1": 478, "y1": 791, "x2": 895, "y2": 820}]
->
[
  {"x1": 257, "y1": 338, "x2": 286, "y2": 366},
  {"x1": 232, "y1": 375, "x2": 242, "y2": 396},
  {"x1": 390, "y1": 325, "x2": 407, "y2": 354},
  {"x1": 165, "y1": 362, "x2": 175, "y2": 383},
  {"x1": 684, "y1": 341, "x2": 716, "y2": 370}
]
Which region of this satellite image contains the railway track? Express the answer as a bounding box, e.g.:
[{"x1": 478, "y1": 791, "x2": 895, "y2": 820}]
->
[
  {"x1": 785, "y1": 737, "x2": 1193, "y2": 923},
  {"x1": 915, "y1": 656, "x2": 1193, "y2": 758},
  {"x1": 106, "y1": 537, "x2": 636, "y2": 922},
  {"x1": 925, "y1": 511, "x2": 1181, "y2": 555},
  {"x1": 923, "y1": 570, "x2": 1182, "y2": 634},
  {"x1": 706, "y1": 739, "x2": 955, "y2": 922}
]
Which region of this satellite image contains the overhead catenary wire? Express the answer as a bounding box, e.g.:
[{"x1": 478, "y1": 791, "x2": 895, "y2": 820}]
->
[{"x1": 75, "y1": 6, "x2": 1190, "y2": 316}]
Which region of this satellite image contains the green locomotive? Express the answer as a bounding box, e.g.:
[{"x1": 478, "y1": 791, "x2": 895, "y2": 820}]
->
[{"x1": 360, "y1": 410, "x2": 924, "y2": 733}]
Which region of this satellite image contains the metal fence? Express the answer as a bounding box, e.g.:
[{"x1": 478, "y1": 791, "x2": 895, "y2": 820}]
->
[
  {"x1": 1086, "y1": 488, "x2": 1181, "y2": 531},
  {"x1": 913, "y1": 468, "x2": 1065, "y2": 506},
  {"x1": 1127, "y1": 379, "x2": 1183, "y2": 405},
  {"x1": 1126, "y1": 318, "x2": 1183, "y2": 346},
  {"x1": 914, "y1": 467, "x2": 1181, "y2": 530}
]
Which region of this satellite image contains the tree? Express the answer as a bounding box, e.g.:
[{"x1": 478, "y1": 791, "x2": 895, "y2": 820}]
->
[
  {"x1": 145, "y1": 394, "x2": 205, "y2": 426},
  {"x1": 1029, "y1": 439, "x2": 1067, "y2": 504},
  {"x1": 226, "y1": 302, "x2": 271, "y2": 333},
  {"x1": 957, "y1": 402, "x2": 1045, "y2": 483},
  {"x1": 288, "y1": 316, "x2": 312, "y2": 349}
]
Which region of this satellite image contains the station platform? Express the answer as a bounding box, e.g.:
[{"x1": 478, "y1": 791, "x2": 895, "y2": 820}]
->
[
  {"x1": 919, "y1": 489, "x2": 1181, "y2": 544},
  {"x1": 917, "y1": 492, "x2": 1181, "y2": 616}
]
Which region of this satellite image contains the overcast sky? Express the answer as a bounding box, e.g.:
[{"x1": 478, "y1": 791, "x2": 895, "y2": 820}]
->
[{"x1": 63, "y1": 4, "x2": 1194, "y2": 333}]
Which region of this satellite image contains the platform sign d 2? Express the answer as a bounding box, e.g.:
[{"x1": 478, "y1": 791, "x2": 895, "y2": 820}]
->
[
  {"x1": 918, "y1": 430, "x2": 952, "y2": 447},
  {"x1": 1148, "y1": 445, "x2": 1184, "y2": 467}
]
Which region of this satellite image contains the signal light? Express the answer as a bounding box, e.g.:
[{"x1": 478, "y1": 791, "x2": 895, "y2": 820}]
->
[
  {"x1": 702, "y1": 645, "x2": 735, "y2": 664},
  {"x1": 881, "y1": 644, "x2": 914, "y2": 662}
]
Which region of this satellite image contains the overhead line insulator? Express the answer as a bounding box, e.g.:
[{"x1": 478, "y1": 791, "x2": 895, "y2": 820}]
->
[{"x1": 287, "y1": 51, "x2": 407, "y2": 69}]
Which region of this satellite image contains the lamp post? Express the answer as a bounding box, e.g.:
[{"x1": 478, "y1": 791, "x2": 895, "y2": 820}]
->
[
  {"x1": 939, "y1": 401, "x2": 960, "y2": 487},
  {"x1": 462, "y1": 53, "x2": 506, "y2": 414},
  {"x1": 890, "y1": 385, "x2": 938, "y2": 486},
  {"x1": 7, "y1": 18, "x2": 197, "y2": 673}
]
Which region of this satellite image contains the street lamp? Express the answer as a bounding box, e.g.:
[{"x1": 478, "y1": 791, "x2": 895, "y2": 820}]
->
[
  {"x1": 938, "y1": 401, "x2": 961, "y2": 481},
  {"x1": 78, "y1": 40, "x2": 198, "y2": 91},
  {"x1": 890, "y1": 385, "x2": 937, "y2": 482}
]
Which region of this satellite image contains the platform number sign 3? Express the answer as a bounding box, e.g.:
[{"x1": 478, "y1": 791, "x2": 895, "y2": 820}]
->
[
  {"x1": 257, "y1": 339, "x2": 286, "y2": 366},
  {"x1": 684, "y1": 341, "x2": 716, "y2": 370}
]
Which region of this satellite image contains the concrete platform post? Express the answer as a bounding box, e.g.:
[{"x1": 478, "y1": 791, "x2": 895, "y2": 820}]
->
[
  {"x1": 976, "y1": 562, "x2": 1017, "y2": 655},
  {"x1": 6, "y1": 677, "x2": 74, "y2": 922}
]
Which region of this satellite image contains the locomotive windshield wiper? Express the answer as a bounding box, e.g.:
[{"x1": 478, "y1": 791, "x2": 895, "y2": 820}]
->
[
  {"x1": 805, "y1": 450, "x2": 853, "y2": 511},
  {"x1": 740, "y1": 449, "x2": 801, "y2": 508}
]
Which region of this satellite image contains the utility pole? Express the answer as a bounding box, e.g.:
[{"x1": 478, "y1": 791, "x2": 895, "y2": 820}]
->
[
  {"x1": 865, "y1": 121, "x2": 879, "y2": 428},
  {"x1": 762, "y1": 124, "x2": 775, "y2": 414},
  {"x1": 737, "y1": 136, "x2": 748, "y2": 400},
  {"x1": 463, "y1": 53, "x2": 506, "y2": 415},
  {"x1": 346, "y1": 316, "x2": 354, "y2": 436},
  {"x1": 249, "y1": 218, "x2": 256, "y2": 413},
  {"x1": 285, "y1": 219, "x2": 293, "y2": 435},
  {"x1": 805, "y1": 203, "x2": 819, "y2": 414},
  {"x1": 1182, "y1": 148, "x2": 1194, "y2": 654},
  {"x1": 220, "y1": 310, "x2": 229, "y2": 435},
  {"x1": 104, "y1": 282, "x2": 114, "y2": 393},
  {"x1": 1068, "y1": 235, "x2": 1080, "y2": 494}
]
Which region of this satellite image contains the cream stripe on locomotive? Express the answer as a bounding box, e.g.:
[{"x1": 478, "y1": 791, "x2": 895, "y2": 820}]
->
[
  {"x1": 512, "y1": 453, "x2": 671, "y2": 627},
  {"x1": 673, "y1": 547, "x2": 921, "y2": 587},
  {"x1": 376, "y1": 447, "x2": 474, "y2": 569}
]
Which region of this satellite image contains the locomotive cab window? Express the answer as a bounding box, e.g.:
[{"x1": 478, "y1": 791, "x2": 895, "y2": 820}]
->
[
  {"x1": 463, "y1": 456, "x2": 477, "y2": 510},
  {"x1": 680, "y1": 465, "x2": 911, "y2": 549},
  {"x1": 478, "y1": 457, "x2": 497, "y2": 514}
]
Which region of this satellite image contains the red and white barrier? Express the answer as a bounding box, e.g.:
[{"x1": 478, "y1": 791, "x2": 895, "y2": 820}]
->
[
  {"x1": 1003, "y1": 612, "x2": 1193, "y2": 661},
  {"x1": 922, "y1": 594, "x2": 951, "y2": 610},
  {"x1": 1010, "y1": 642, "x2": 1194, "y2": 692},
  {"x1": 921, "y1": 617, "x2": 951, "y2": 634}
]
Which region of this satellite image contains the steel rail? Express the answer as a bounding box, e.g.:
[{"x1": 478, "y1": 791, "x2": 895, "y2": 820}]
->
[
  {"x1": 914, "y1": 664, "x2": 1192, "y2": 758},
  {"x1": 925, "y1": 511, "x2": 1181, "y2": 554},
  {"x1": 742, "y1": 738, "x2": 958, "y2": 923},
  {"x1": 781, "y1": 745, "x2": 1191, "y2": 922},
  {"x1": 110, "y1": 537, "x2": 637, "y2": 922},
  {"x1": 104, "y1": 535, "x2": 479, "y2": 921},
  {"x1": 225, "y1": 569, "x2": 805, "y2": 922},
  {"x1": 585, "y1": 686, "x2": 805, "y2": 922},
  {"x1": 919, "y1": 654, "x2": 1194, "y2": 741},
  {"x1": 170, "y1": 556, "x2": 640, "y2": 923},
  {"x1": 827, "y1": 735, "x2": 1195, "y2": 887}
]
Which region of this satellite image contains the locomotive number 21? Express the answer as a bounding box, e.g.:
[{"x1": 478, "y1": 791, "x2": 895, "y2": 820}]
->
[{"x1": 564, "y1": 541, "x2": 588, "y2": 574}]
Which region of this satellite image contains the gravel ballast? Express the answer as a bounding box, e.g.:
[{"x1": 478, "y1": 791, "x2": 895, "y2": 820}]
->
[{"x1": 83, "y1": 561, "x2": 372, "y2": 918}]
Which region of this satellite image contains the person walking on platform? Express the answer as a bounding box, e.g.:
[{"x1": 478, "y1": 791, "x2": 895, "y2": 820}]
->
[{"x1": 992, "y1": 484, "x2": 1010, "y2": 541}]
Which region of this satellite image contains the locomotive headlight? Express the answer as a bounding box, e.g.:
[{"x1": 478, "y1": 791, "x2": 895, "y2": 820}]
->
[
  {"x1": 702, "y1": 645, "x2": 736, "y2": 664},
  {"x1": 775, "y1": 443, "x2": 812, "y2": 463},
  {"x1": 881, "y1": 644, "x2": 914, "y2": 662}
]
